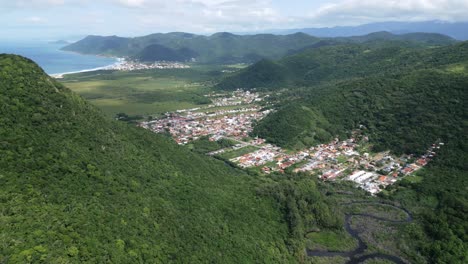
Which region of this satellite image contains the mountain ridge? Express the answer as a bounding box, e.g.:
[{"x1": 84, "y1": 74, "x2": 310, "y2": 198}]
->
[
  {"x1": 62, "y1": 31, "x2": 455, "y2": 64},
  {"x1": 62, "y1": 32, "x2": 321, "y2": 63},
  {"x1": 216, "y1": 41, "x2": 467, "y2": 90},
  {"x1": 270, "y1": 20, "x2": 468, "y2": 40}
]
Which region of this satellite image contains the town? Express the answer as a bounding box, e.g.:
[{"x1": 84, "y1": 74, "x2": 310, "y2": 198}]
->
[
  {"x1": 140, "y1": 90, "x2": 270, "y2": 144},
  {"x1": 108, "y1": 59, "x2": 191, "y2": 71},
  {"x1": 140, "y1": 89, "x2": 440, "y2": 194}
]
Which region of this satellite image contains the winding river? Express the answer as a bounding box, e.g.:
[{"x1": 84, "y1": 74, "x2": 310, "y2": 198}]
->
[{"x1": 307, "y1": 201, "x2": 413, "y2": 264}]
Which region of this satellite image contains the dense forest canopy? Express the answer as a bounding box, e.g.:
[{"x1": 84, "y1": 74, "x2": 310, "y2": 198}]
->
[
  {"x1": 217, "y1": 41, "x2": 468, "y2": 90},
  {"x1": 0, "y1": 54, "x2": 339, "y2": 263}
]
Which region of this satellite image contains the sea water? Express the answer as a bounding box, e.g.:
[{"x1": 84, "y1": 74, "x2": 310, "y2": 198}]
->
[{"x1": 0, "y1": 41, "x2": 118, "y2": 75}]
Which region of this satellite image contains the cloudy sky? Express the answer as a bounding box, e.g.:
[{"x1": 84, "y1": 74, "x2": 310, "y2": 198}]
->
[{"x1": 2, "y1": 0, "x2": 468, "y2": 40}]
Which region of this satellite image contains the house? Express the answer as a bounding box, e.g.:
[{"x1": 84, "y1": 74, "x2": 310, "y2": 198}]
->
[
  {"x1": 416, "y1": 159, "x2": 428, "y2": 166},
  {"x1": 402, "y1": 167, "x2": 413, "y2": 175}
]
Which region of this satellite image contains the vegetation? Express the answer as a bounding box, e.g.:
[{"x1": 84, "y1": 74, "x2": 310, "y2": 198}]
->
[
  {"x1": 252, "y1": 104, "x2": 334, "y2": 150},
  {"x1": 389, "y1": 139, "x2": 468, "y2": 263},
  {"x1": 254, "y1": 69, "x2": 467, "y2": 156},
  {"x1": 132, "y1": 44, "x2": 198, "y2": 62},
  {"x1": 305, "y1": 231, "x2": 357, "y2": 252},
  {"x1": 0, "y1": 55, "x2": 340, "y2": 263},
  {"x1": 59, "y1": 66, "x2": 216, "y2": 117},
  {"x1": 218, "y1": 39, "x2": 468, "y2": 263},
  {"x1": 217, "y1": 41, "x2": 468, "y2": 90},
  {"x1": 217, "y1": 146, "x2": 259, "y2": 160},
  {"x1": 256, "y1": 174, "x2": 343, "y2": 259},
  {"x1": 0, "y1": 54, "x2": 349, "y2": 263},
  {"x1": 187, "y1": 136, "x2": 236, "y2": 154},
  {"x1": 333, "y1": 31, "x2": 456, "y2": 45}
]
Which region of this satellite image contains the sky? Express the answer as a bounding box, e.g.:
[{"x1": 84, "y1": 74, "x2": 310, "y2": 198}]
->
[{"x1": 1, "y1": 0, "x2": 468, "y2": 40}]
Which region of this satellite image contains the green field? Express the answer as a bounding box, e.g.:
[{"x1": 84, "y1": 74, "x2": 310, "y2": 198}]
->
[
  {"x1": 60, "y1": 67, "x2": 219, "y2": 118},
  {"x1": 194, "y1": 104, "x2": 256, "y2": 113},
  {"x1": 217, "y1": 145, "x2": 259, "y2": 160}
]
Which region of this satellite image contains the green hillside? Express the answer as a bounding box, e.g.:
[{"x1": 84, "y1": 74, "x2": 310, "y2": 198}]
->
[
  {"x1": 254, "y1": 69, "x2": 467, "y2": 154},
  {"x1": 217, "y1": 41, "x2": 468, "y2": 90},
  {"x1": 241, "y1": 42, "x2": 468, "y2": 154},
  {"x1": 252, "y1": 104, "x2": 334, "y2": 150},
  {"x1": 335, "y1": 31, "x2": 456, "y2": 45},
  {"x1": 0, "y1": 55, "x2": 340, "y2": 263},
  {"x1": 217, "y1": 59, "x2": 289, "y2": 89},
  {"x1": 132, "y1": 44, "x2": 198, "y2": 62}
]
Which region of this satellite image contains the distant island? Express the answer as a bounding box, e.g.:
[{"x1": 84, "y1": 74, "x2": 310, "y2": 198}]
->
[{"x1": 49, "y1": 40, "x2": 71, "y2": 45}]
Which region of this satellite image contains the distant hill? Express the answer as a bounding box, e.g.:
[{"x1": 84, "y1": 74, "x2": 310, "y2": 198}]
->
[
  {"x1": 132, "y1": 44, "x2": 198, "y2": 62},
  {"x1": 2, "y1": 54, "x2": 336, "y2": 262},
  {"x1": 274, "y1": 20, "x2": 468, "y2": 40},
  {"x1": 48, "y1": 40, "x2": 71, "y2": 45},
  {"x1": 217, "y1": 59, "x2": 288, "y2": 88},
  {"x1": 63, "y1": 35, "x2": 129, "y2": 55},
  {"x1": 62, "y1": 32, "x2": 321, "y2": 63},
  {"x1": 335, "y1": 31, "x2": 456, "y2": 45},
  {"x1": 217, "y1": 40, "x2": 466, "y2": 90}
]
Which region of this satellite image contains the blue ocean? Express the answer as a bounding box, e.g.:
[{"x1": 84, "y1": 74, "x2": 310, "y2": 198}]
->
[{"x1": 0, "y1": 41, "x2": 117, "y2": 75}]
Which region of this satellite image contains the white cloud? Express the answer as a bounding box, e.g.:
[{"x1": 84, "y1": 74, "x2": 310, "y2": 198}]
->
[
  {"x1": 1, "y1": 0, "x2": 468, "y2": 38},
  {"x1": 118, "y1": 0, "x2": 146, "y2": 7},
  {"x1": 24, "y1": 16, "x2": 47, "y2": 23},
  {"x1": 110, "y1": 0, "x2": 286, "y2": 33},
  {"x1": 309, "y1": 0, "x2": 468, "y2": 25}
]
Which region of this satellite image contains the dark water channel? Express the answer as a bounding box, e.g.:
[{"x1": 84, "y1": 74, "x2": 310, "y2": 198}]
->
[{"x1": 307, "y1": 201, "x2": 413, "y2": 264}]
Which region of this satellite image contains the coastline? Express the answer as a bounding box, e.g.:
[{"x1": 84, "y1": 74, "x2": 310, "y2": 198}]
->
[{"x1": 50, "y1": 57, "x2": 125, "y2": 78}]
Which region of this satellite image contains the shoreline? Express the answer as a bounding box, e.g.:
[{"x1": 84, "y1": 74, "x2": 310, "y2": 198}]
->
[{"x1": 50, "y1": 57, "x2": 125, "y2": 78}]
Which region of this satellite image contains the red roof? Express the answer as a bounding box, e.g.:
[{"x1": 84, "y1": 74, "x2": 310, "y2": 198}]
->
[{"x1": 403, "y1": 168, "x2": 413, "y2": 174}]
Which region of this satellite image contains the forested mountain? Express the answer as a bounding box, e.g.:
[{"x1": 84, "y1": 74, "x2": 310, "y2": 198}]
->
[
  {"x1": 217, "y1": 41, "x2": 468, "y2": 90},
  {"x1": 0, "y1": 55, "x2": 339, "y2": 263},
  {"x1": 62, "y1": 32, "x2": 321, "y2": 63},
  {"x1": 62, "y1": 31, "x2": 455, "y2": 64},
  {"x1": 253, "y1": 70, "x2": 467, "y2": 154},
  {"x1": 132, "y1": 44, "x2": 198, "y2": 62}
]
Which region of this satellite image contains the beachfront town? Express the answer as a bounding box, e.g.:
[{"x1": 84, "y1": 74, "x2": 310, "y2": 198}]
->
[
  {"x1": 140, "y1": 89, "x2": 440, "y2": 194},
  {"x1": 52, "y1": 59, "x2": 190, "y2": 78},
  {"x1": 108, "y1": 60, "x2": 191, "y2": 71}
]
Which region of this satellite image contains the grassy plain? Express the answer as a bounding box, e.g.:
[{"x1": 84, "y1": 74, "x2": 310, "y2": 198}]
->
[
  {"x1": 59, "y1": 66, "x2": 222, "y2": 118},
  {"x1": 217, "y1": 146, "x2": 259, "y2": 160}
]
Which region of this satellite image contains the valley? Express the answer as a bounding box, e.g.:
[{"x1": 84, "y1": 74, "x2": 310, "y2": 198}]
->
[{"x1": 138, "y1": 89, "x2": 440, "y2": 196}]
